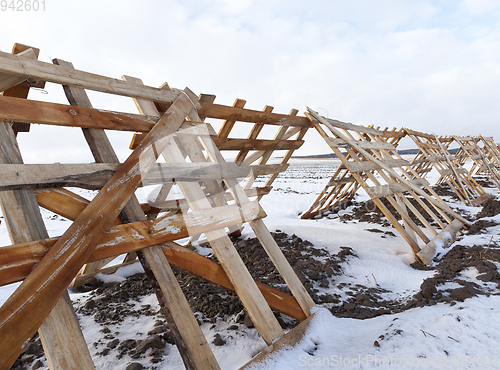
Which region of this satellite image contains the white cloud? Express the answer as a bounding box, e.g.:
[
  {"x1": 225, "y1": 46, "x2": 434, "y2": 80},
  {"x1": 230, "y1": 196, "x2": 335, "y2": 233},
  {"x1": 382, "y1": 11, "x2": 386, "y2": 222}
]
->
[{"x1": 1, "y1": 0, "x2": 500, "y2": 159}]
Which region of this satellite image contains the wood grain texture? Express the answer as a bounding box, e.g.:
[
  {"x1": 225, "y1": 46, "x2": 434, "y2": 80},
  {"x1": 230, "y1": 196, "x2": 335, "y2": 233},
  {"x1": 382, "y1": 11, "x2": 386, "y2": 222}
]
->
[
  {"x1": 0, "y1": 120, "x2": 95, "y2": 369},
  {"x1": 0, "y1": 200, "x2": 266, "y2": 285},
  {"x1": 121, "y1": 75, "x2": 221, "y2": 369},
  {"x1": 198, "y1": 100, "x2": 311, "y2": 128},
  {"x1": 0, "y1": 95, "x2": 157, "y2": 132},
  {"x1": 0, "y1": 50, "x2": 198, "y2": 106},
  {"x1": 0, "y1": 92, "x2": 193, "y2": 369}
]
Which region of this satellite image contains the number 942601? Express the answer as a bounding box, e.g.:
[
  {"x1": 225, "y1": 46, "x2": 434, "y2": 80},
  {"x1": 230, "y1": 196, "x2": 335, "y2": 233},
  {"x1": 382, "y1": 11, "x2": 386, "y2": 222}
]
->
[{"x1": 1, "y1": 0, "x2": 45, "y2": 11}]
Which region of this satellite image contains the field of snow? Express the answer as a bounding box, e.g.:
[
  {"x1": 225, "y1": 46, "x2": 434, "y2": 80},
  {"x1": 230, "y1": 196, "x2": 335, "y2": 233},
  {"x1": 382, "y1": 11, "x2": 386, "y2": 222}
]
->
[{"x1": 1, "y1": 158, "x2": 499, "y2": 369}]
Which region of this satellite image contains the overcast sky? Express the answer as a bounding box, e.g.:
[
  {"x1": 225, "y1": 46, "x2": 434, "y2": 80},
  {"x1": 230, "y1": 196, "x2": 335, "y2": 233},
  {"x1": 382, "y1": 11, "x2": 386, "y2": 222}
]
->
[{"x1": 1, "y1": 0, "x2": 500, "y2": 162}]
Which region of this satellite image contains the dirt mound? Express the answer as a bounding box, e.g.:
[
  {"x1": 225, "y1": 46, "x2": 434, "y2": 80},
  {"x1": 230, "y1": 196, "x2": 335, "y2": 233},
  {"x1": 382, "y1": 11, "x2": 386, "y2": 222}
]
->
[{"x1": 476, "y1": 198, "x2": 500, "y2": 219}]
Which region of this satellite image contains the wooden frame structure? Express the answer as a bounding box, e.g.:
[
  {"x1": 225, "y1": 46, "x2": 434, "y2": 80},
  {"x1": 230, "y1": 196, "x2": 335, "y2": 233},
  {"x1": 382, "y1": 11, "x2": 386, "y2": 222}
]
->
[
  {"x1": 301, "y1": 108, "x2": 470, "y2": 265},
  {"x1": 404, "y1": 128, "x2": 490, "y2": 206},
  {"x1": 453, "y1": 135, "x2": 500, "y2": 190},
  {"x1": 478, "y1": 135, "x2": 500, "y2": 172},
  {"x1": 0, "y1": 44, "x2": 315, "y2": 369}
]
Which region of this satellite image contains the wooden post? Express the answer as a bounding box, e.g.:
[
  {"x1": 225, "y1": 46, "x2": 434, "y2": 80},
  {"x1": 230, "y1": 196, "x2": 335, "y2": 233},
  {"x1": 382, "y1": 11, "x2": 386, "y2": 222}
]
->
[
  {"x1": 50, "y1": 61, "x2": 220, "y2": 370},
  {"x1": 0, "y1": 122, "x2": 95, "y2": 369}
]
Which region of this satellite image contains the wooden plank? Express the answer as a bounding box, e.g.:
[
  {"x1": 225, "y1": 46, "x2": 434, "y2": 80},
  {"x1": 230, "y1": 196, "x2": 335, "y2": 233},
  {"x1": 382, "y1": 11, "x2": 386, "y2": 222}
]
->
[
  {"x1": 319, "y1": 116, "x2": 405, "y2": 138},
  {"x1": 161, "y1": 131, "x2": 285, "y2": 345},
  {"x1": 0, "y1": 162, "x2": 271, "y2": 190},
  {"x1": 326, "y1": 136, "x2": 395, "y2": 150},
  {"x1": 0, "y1": 163, "x2": 117, "y2": 190},
  {"x1": 199, "y1": 100, "x2": 311, "y2": 128},
  {"x1": 0, "y1": 201, "x2": 266, "y2": 286},
  {"x1": 0, "y1": 50, "x2": 200, "y2": 107},
  {"x1": 0, "y1": 122, "x2": 95, "y2": 369},
  {"x1": 0, "y1": 95, "x2": 157, "y2": 132},
  {"x1": 121, "y1": 75, "x2": 220, "y2": 369},
  {"x1": 366, "y1": 179, "x2": 430, "y2": 198},
  {"x1": 132, "y1": 133, "x2": 304, "y2": 153},
  {"x1": 241, "y1": 313, "x2": 317, "y2": 369},
  {"x1": 218, "y1": 98, "x2": 246, "y2": 138},
  {"x1": 403, "y1": 127, "x2": 434, "y2": 140},
  {"x1": 196, "y1": 131, "x2": 316, "y2": 317},
  {"x1": 161, "y1": 242, "x2": 306, "y2": 321},
  {"x1": 0, "y1": 91, "x2": 195, "y2": 369},
  {"x1": 417, "y1": 219, "x2": 464, "y2": 264},
  {"x1": 346, "y1": 158, "x2": 410, "y2": 172},
  {"x1": 0, "y1": 48, "x2": 38, "y2": 92},
  {"x1": 214, "y1": 137, "x2": 304, "y2": 151}
]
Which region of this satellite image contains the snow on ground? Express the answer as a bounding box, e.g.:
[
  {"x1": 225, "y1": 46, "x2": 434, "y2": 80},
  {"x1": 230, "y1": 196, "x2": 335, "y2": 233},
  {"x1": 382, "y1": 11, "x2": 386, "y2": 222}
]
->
[{"x1": 1, "y1": 158, "x2": 500, "y2": 369}]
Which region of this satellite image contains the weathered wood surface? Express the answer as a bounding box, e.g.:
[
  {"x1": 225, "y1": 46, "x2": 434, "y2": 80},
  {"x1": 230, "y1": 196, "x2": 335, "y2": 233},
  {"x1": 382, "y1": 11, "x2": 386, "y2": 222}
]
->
[
  {"x1": 240, "y1": 312, "x2": 317, "y2": 369},
  {"x1": 160, "y1": 124, "x2": 286, "y2": 345},
  {"x1": 0, "y1": 91, "x2": 195, "y2": 369},
  {"x1": 198, "y1": 100, "x2": 311, "y2": 128},
  {"x1": 122, "y1": 75, "x2": 222, "y2": 369},
  {"x1": 366, "y1": 179, "x2": 430, "y2": 199},
  {"x1": 0, "y1": 237, "x2": 306, "y2": 321},
  {"x1": 0, "y1": 95, "x2": 157, "y2": 131},
  {"x1": 2, "y1": 44, "x2": 46, "y2": 135},
  {"x1": 161, "y1": 242, "x2": 307, "y2": 321},
  {"x1": 0, "y1": 163, "x2": 117, "y2": 190},
  {"x1": 0, "y1": 50, "x2": 196, "y2": 106},
  {"x1": 0, "y1": 162, "x2": 284, "y2": 190},
  {"x1": 0, "y1": 120, "x2": 95, "y2": 368},
  {"x1": 303, "y1": 108, "x2": 468, "y2": 265},
  {"x1": 0, "y1": 200, "x2": 266, "y2": 285},
  {"x1": 196, "y1": 130, "x2": 316, "y2": 317},
  {"x1": 0, "y1": 47, "x2": 38, "y2": 92}
]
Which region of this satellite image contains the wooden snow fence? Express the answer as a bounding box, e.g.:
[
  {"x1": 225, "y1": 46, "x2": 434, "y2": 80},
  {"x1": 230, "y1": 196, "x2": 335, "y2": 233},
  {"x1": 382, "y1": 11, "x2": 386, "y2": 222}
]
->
[
  {"x1": 478, "y1": 136, "x2": 500, "y2": 176},
  {"x1": 0, "y1": 44, "x2": 315, "y2": 369},
  {"x1": 301, "y1": 108, "x2": 470, "y2": 265},
  {"x1": 404, "y1": 128, "x2": 490, "y2": 206},
  {"x1": 453, "y1": 135, "x2": 500, "y2": 190}
]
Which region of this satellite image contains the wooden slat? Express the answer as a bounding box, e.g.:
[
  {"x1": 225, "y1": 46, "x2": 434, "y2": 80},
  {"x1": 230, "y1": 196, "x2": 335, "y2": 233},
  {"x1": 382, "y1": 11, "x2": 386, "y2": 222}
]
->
[
  {"x1": 326, "y1": 137, "x2": 395, "y2": 150},
  {"x1": 161, "y1": 129, "x2": 285, "y2": 345},
  {"x1": 214, "y1": 137, "x2": 304, "y2": 151},
  {"x1": 0, "y1": 163, "x2": 117, "y2": 190},
  {"x1": 3, "y1": 44, "x2": 46, "y2": 135},
  {"x1": 320, "y1": 116, "x2": 405, "y2": 138},
  {"x1": 0, "y1": 122, "x2": 95, "y2": 368},
  {"x1": 196, "y1": 130, "x2": 316, "y2": 317},
  {"x1": 0, "y1": 162, "x2": 267, "y2": 190},
  {"x1": 122, "y1": 75, "x2": 223, "y2": 368},
  {"x1": 0, "y1": 95, "x2": 157, "y2": 131},
  {"x1": 0, "y1": 48, "x2": 38, "y2": 92},
  {"x1": 0, "y1": 201, "x2": 266, "y2": 285},
  {"x1": 198, "y1": 100, "x2": 311, "y2": 128},
  {"x1": 346, "y1": 158, "x2": 410, "y2": 172},
  {"x1": 218, "y1": 98, "x2": 246, "y2": 138},
  {"x1": 365, "y1": 179, "x2": 430, "y2": 198},
  {"x1": 0, "y1": 50, "x2": 199, "y2": 106},
  {"x1": 0, "y1": 91, "x2": 195, "y2": 369}
]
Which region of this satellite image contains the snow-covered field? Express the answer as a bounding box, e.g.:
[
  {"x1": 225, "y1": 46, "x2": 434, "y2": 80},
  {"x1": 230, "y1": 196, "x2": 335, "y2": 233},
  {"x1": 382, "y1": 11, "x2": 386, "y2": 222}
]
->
[{"x1": 1, "y1": 158, "x2": 500, "y2": 369}]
